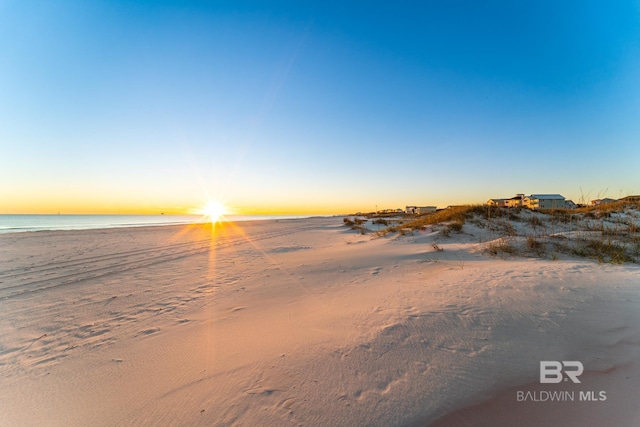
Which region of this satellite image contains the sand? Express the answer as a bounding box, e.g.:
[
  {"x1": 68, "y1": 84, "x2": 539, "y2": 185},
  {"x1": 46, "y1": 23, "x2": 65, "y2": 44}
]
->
[{"x1": 1, "y1": 217, "x2": 639, "y2": 426}]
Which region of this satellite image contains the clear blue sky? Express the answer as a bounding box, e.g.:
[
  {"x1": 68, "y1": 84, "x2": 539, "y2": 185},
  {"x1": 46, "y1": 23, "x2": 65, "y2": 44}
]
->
[{"x1": 1, "y1": 0, "x2": 639, "y2": 214}]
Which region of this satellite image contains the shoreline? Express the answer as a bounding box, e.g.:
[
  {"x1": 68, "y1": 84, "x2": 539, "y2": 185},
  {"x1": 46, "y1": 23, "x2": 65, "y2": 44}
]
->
[{"x1": 0, "y1": 213, "x2": 331, "y2": 235}]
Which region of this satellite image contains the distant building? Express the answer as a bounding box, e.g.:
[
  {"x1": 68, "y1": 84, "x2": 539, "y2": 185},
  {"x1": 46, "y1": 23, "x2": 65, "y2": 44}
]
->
[
  {"x1": 590, "y1": 198, "x2": 617, "y2": 206},
  {"x1": 523, "y1": 194, "x2": 566, "y2": 210},
  {"x1": 505, "y1": 194, "x2": 525, "y2": 208},
  {"x1": 487, "y1": 198, "x2": 507, "y2": 207},
  {"x1": 406, "y1": 206, "x2": 437, "y2": 214},
  {"x1": 487, "y1": 194, "x2": 524, "y2": 208},
  {"x1": 565, "y1": 200, "x2": 577, "y2": 209},
  {"x1": 619, "y1": 195, "x2": 640, "y2": 203}
]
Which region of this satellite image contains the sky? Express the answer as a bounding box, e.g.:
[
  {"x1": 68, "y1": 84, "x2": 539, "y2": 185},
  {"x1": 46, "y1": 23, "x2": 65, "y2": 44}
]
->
[{"x1": 1, "y1": 0, "x2": 639, "y2": 215}]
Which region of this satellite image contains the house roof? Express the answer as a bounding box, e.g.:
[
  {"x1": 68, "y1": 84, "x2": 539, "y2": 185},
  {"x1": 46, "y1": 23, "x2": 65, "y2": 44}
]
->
[{"x1": 529, "y1": 194, "x2": 565, "y2": 200}]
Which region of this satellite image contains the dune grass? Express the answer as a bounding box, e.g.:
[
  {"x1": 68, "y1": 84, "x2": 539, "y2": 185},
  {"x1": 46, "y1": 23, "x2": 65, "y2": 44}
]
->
[
  {"x1": 366, "y1": 202, "x2": 640, "y2": 265},
  {"x1": 378, "y1": 205, "x2": 497, "y2": 235}
]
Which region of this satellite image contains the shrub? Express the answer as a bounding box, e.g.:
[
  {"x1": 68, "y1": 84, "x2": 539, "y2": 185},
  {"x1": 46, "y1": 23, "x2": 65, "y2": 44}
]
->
[
  {"x1": 572, "y1": 239, "x2": 633, "y2": 264},
  {"x1": 528, "y1": 216, "x2": 543, "y2": 227},
  {"x1": 485, "y1": 238, "x2": 518, "y2": 256},
  {"x1": 399, "y1": 228, "x2": 413, "y2": 236},
  {"x1": 527, "y1": 236, "x2": 546, "y2": 256},
  {"x1": 469, "y1": 218, "x2": 486, "y2": 228},
  {"x1": 448, "y1": 221, "x2": 464, "y2": 233},
  {"x1": 501, "y1": 221, "x2": 517, "y2": 236},
  {"x1": 540, "y1": 209, "x2": 575, "y2": 224},
  {"x1": 343, "y1": 217, "x2": 366, "y2": 226},
  {"x1": 351, "y1": 224, "x2": 367, "y2": 234},
  {"x1": 507, "y1": 210, "x2": 522, "y2": 221}
]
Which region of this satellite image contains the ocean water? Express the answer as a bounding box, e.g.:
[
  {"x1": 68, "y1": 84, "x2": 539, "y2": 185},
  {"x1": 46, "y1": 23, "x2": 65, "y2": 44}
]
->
[{"x1": 0, "y1": 214, "x2": 313, "y2": 234}]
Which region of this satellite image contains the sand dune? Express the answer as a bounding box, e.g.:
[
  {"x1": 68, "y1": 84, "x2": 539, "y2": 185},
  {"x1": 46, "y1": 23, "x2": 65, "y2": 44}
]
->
[{"x1": 1, "y1": 217, "x2": 639, "y2": 426}]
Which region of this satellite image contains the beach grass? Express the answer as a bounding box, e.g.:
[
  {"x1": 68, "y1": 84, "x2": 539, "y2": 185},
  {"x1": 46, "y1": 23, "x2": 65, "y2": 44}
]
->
[{"x1": 366, "y1": 202, "x2": 640, "y2": 265}]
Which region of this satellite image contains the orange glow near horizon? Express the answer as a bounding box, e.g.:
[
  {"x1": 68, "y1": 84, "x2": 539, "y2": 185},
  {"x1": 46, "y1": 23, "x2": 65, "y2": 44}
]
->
[{"x1": 1, "y1": 195, "x2": 411, "y2": 216}]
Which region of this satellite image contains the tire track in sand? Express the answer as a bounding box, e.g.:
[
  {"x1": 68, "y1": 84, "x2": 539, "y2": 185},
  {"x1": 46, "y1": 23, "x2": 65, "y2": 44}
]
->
[{"x1": 0, "y1": 223, "x2": 315, "y2": 300}]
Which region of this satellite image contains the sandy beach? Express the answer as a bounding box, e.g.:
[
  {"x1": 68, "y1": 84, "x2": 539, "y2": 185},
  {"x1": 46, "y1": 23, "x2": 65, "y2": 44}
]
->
[{"x1": 1, "y1": 216, "x2": 639, "y2": 426}]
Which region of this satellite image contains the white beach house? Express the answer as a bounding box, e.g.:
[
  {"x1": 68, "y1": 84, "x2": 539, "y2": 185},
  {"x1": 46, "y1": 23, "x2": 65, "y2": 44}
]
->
[{"x1": 406, "y1": 206, "x2": 437, "y2": 214}]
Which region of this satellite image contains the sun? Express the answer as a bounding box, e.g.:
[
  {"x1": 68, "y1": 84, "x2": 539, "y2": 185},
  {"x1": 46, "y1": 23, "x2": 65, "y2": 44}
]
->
[{"x1": 200, "y1": 200, "x2": 228, "y2": 223}]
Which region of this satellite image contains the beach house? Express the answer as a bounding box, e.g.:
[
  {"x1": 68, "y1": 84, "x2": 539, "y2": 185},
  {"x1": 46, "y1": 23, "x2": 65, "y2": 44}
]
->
[
  {"x1": 591, "y1": 198, "x2": 618, "y2": 206},
  {"x1": 505, "y1": 194, "x2": 525, "y2": 208},
  {"x1": 487, "y1": 194, "x2": 524, "y2": 208},
  {"x1": 486, "y1": 198, "x2": 507, "y2": 207},
  {"x1": 406, "y1": 206, "x2": 437, "y2": 214},
  {"x1": 523, "y1": 194, "x2": 566, "y2": 210},
  {"x1": 619, "y1": 195, "x2": 640, "y2": 203}
]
